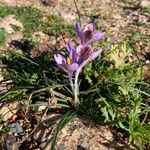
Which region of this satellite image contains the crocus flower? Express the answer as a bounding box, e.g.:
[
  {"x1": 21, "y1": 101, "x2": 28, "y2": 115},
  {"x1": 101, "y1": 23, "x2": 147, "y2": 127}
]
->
[
  {"x1": 76, "y1": 47, "x2": 102, "y2": 74},
  {"x1": 54, "y1": 43, "x2": 79, "y2": 74},
  {"x1": 54, "y1": 22, "x2": 105, "y2": 104},
  {"x1": 54, "y1": 42, "x2": 102, "y2": 74},
  {"x1": 75, "y1": 22, "x2": 105, "y2": 46}
]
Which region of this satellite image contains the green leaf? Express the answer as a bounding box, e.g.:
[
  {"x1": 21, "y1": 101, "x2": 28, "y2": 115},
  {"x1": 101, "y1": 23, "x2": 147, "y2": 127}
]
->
[
  {"x1": 101, "y1": 107, "x2": 109, "y2": 122},
  {"x1": 50, "y1": 111, "x2": 77, "y2": 150}
]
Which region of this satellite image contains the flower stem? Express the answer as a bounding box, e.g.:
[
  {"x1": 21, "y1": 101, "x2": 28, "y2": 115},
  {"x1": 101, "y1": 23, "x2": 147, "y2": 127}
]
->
[
  {"x1": 73, "y1": 0, "x2": 81, "y2": 24},
  {"x1": 74, "y1": 70, "x2": 80, "y2": 104}
]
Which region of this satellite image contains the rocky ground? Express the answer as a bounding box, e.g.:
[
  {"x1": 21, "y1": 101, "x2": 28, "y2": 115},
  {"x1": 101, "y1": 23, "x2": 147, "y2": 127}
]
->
[
  {"x1": 0, "y1": 0, "x2": 150, "y2": 62},
  {"x1": 0, "y1": 0, "x2": 150, "y2": 150}
]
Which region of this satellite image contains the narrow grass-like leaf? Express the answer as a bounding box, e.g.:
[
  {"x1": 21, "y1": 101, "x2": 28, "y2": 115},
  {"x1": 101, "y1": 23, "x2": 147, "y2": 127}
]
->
[
  {"x1": 57, "y1": 103, "x2": 70, "y2": 108},
  {"x1": 52, "y1": 90, "x2": 68, "y2": 99},
  {"x1": 132, "y1": 88, "x2": 150, "y2": 97},
  {"x1": 31, "y1": 85, "x2": 63, "y2": 95},
  {"x1": 50, "y1": 110, "x2": 77, "y2": 150}
]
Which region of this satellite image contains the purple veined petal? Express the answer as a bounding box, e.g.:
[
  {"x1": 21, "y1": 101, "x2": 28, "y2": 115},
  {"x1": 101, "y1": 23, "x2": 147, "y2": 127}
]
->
[
  {"x1": 54, "y1": 54, "x2": 64, "y2": 65},
  {"x1": 89, "y1": 49, "x2": 103, "y2": 61},
  {"x1": 76, "y1": 44, "x2": 84, "y2": 54},
  {"x1": 66, "y1": 42, "x2": 75, "y2": 53},
  {"x1": 66, "y1": 42, "x2": 77, "y2": 63},
  {"x1": 76, "y1": 45, "x2": 85, "y2": 64},
  {"x1": 66, "y1": 45, "x2": 70, "y2": 53},
  {"x1": 54, "y1": 54, "x2": 68, "y2": 71},
  {"x1": 68, "y1": 63, "x2": 79, "y2": 73},
  {"x1": 78, "y1": 53, "x2": 84, "y2": 65},
  {"x1": 77, "y1": 46, "x2": 92, "y2": 65},
  {"x1": 88, "y1": 31, "x2": 105, "y2": 44},
  {"x1": 77, "y1": 49, "x2": 102, "y2": 74},
  {"x1": 75, "y1": 22, "x2": 84, "y2": 44},
  {"x1": 83, "y1": 23, "x2": 95, "y2": 45},
  {"x1": 71, "y1": 49, "x2": 77, "y2": 63},
  {"x1": 83, "y1": 22, "x2": 94, "y2": 32}
]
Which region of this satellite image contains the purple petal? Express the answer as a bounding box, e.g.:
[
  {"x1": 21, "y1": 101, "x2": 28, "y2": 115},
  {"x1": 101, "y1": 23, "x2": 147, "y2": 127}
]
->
[
  {"x1": 76, "y1": 44, "x2": 84, "y2": 54},
  {"x1": 89, "y1": 49, "x2": 102, "y2": 61},
  {"x1": 89, "y1": 31, "x2": 105, "y2": 44},
  {"x1": 54, "y1": 54, "x2": 67, "y2": 71},
  {"x1": 71, "y1": 50, "x2": 77, "y2": 63},
  {"x1": 84, "y1": 23, "x2": 94, "y2": 32},
  {"x1": 78, "y1": 46, "x2": 92, "y2": 65},
  {"x1": 68, "y1": 63, "x2": 79, "y2": 72},
  {"x1": 75, "y1": 22, "x2": 84, "y2": 44},
  {"x1": 66, "y1": 42, "x2": 75, "y2": 53},
  {"x1": 83, "y1": 31, "x2": 93, "y2": 45},
  {"x1": 77, "y1": 49, "x2": 102, "y2": 74},
  {"x1": 83, "y1": 23, "x2": 95, "y2": 46},
  {"x1": 66, "y1": 43, "x2": 77, "y2": 63},
  {"x1": 54, "y1": 54, "x2": 64, "y2": 65}
]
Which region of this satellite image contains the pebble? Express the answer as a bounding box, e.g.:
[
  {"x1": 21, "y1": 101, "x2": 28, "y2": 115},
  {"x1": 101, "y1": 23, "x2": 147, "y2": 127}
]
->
[
  {"x1": 145, "y1": 60, "x2": 150, "y2": 64},
  {"x1": 8, "y1": 122, "x2": 24, "y2": 134}
]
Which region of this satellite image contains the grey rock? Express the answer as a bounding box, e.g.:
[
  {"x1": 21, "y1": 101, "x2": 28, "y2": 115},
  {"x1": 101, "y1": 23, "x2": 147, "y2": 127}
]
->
[{"x1": 8, "y1": 122, "x2": 24, "y2": 134}]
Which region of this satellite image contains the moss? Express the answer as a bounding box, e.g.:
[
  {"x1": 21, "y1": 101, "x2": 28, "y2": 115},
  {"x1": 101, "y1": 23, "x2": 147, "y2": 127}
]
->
[
  {"x1": 0, "y1": 6, "x2": 74, "y2": 37},
  {"x1": 0, "y1": 6, "x2": 43, "y2": 32}
]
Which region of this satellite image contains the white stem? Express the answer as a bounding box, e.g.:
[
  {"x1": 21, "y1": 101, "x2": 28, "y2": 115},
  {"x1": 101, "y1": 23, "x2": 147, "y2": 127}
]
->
[
  {"x1": 74, "y1": 70, "x2": 80, "y2": 104},
  {"x1": 74, "y1": 73, "x2": 79, "y2": 103}
]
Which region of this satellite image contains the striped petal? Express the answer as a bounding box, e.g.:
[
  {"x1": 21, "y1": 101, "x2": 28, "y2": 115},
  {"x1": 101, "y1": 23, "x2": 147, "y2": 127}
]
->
[
  {"x1": 84, "y1": 23, "x2": 94, "y2": 32},
  {"x1": 90, "y1": 31, "x2": 105, "y2": 44},
  {"x1": 54, "y1": 54, "x2": 67, "y2": 71},
  {"x1": 75, "y1": 22, "x2": 84, "y2": 44},
  {"x1": 66, "y1": 42, "x2": 77, "y2": 63},
  {"x1": 77, "y1": 49, "x2": 102, "y2": 74}
]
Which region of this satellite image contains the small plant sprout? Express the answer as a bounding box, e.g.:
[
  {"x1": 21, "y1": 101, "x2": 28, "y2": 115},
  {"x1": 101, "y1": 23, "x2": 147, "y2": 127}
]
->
[{"x1": 54, "y1": 22, "x2": 105, "y2": 105}]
